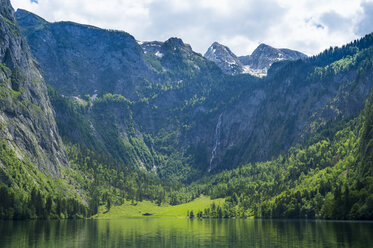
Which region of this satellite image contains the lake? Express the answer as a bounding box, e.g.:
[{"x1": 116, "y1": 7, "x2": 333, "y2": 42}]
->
[{"x1": 1, "y1": 218, "x2": 372, "y2": 247}]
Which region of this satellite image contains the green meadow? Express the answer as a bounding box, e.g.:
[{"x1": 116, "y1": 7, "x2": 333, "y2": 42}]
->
[{"x1": 95, "y1": 196, "x2": 225, "y2": 219}]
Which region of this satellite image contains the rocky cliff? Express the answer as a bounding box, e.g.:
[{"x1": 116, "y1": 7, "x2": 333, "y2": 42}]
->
[
  {"x1": 203, "y1": 42, "x2": 243, "y2": 75},
  {"x1": 15, "y1": 9, "x2": 152, "y2": 100},
  {"x1": 0, "y1": 0, "x2": 68, "y2": 177}
]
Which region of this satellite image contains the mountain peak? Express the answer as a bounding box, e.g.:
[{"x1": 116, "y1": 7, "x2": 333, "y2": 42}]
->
[
  {"x1": 252, "y1": 43, "x2": 278, "y2": 55},
  {"x1": 161, "y1": 37, "x2": 194, "y2": 54},
  {"x1": 204, "y1": 41, "x2": 307, "y2": 77},
  {"x1": 211, "y1": 41, "x2": 224, "y2": 47},
  {"x1": 165, "y1": 37, "x2": 185, "y2": 47},
  {"x1": 15, "y1": 8, "x2": 47, "y2": 25},
  {"x1": 204, "y1": 42, "x2": 243, "y2": 75},
  {"x1": 246, "y1": 43, "x2": 307, "y2": 71},
  {"x1": 15, "y1": 8, "x2": 34, "y2": 16},
  {"x1": 206, "y1": 41, "x2": 235, "y2": 55},
  {"x1": 257, "y1": 43, "x2": 272, "y2": 49}
]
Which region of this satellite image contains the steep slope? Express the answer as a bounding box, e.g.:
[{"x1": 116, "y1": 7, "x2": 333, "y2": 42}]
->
[
  {"x1": 15, "y1": 9, "x2": 152, "y2": 100},
  {"x1": 193, "y1": 88, "x2": 373, "y2": 219},
  {"x1": 204, "y1": 42, "x2": 243, "y2": 75},
  {"x1": 0, "y1": 1, "x2": 67, "y2": 176},
  {"x1": 0, "y1": 0, "x2": 93, "y2": 219}
]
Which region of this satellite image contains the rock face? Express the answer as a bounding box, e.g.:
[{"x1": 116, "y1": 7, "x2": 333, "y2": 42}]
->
[
  {"x1": 203, "y1": 42, "x2": 243, "y2": 75},
  {"x1": 15, "y1": 9, "x2": 219, "y2": 102},
  {"x1": 15, "y1": 9, "x2": 151, "y2": 100},
  {"x1": 205, "y1": 42, "x2": 307, "y2": 77},
  {"x1": 0, "y1": 0, "x2": 68, "y2": 176}
]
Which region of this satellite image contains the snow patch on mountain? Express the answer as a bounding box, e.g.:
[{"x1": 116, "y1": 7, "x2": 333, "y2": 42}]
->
[{"x1": 205, "y1": 42, "x2": 307, "y2": 77}]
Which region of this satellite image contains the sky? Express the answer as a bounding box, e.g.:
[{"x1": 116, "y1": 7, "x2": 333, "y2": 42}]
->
[{"x1": 10, "y1": 0, "x2": 373, "y2": 56}]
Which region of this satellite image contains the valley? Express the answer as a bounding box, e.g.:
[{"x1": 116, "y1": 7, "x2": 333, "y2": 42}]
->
[{"x1": 0, "y1": 0, "x2": 373, "y2": 222}]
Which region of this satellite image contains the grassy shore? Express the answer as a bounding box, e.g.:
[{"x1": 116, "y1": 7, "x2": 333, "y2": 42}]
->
[{"x1": 95, "y1": 195, "x2": 225, "y2": 219}]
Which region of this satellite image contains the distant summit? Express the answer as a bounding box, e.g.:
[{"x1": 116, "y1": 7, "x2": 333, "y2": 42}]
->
[
  {"x1": 239, "y1": 43, "x2": 307, "y2": 77},
  {"x1": 138, "y1": 37, "x2": 193, "y2": 58},
  {"x1": 205, "y1": 42, "x2": 307, "y2": 77},
  {"x1": 204, "y1": 42, "x2": 243, "y2": 75}
]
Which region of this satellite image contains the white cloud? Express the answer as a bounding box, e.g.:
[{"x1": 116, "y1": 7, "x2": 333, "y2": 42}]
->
[
  {"x1": 355, "y1": 1, "x2": 373, "y2": 36},
  {"x1": 10, "y1": 0, "x2": 373, "y2": 56}
]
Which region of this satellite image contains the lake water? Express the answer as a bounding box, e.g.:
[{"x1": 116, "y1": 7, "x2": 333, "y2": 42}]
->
[{"x1": 0, "y1": 218, "x2": 372, "y2": 247}]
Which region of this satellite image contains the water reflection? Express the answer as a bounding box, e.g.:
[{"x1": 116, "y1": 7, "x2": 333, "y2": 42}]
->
[{"x1": 0, "y1": 218, "x2": 372, "y2": 247}]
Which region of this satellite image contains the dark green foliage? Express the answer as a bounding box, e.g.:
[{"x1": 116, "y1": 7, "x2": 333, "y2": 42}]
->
[
  {"x1": 65, "y1": 141, "x2": 198, "y2": 209},
  {"x1": 0, "y1": 181, "x2": 88, "y2": 220},
  {"x1": 106, "y1": 198, "x2": 111, "y2": 212},
  {"x1": 188, "y1": 90, "x2": 373, "y2": 220},
  {"x1": 189, "y1": 210, "x2": 194, "y2": 218},
  {"x1": 0, "y1": 139, "x2": 88, "y2": 220},
  {"x1": 307, "y1": 33, "x2": 373, "y2": 68},
  {"x1": 48, "y1": 86, "x2": 104, "y2": 152},
  {"x1": 357, "y1": 92, "x2": 373, "y2": 177},
  {"x1": 49, "y1": 86, "x2": 160, "y2": 171}
]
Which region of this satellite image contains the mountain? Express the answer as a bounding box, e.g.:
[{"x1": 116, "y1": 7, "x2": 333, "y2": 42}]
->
[
  {"x1": 204, "y1": 42, "x2": 307, "y2": 77},
  {"x1": 15, "y1": 9, "x2": 373, "y2": 179},
  {"x1": 1, "y1": 2, "x2": 373, "y2": 221},
  {"x1": 15, "y1": 9, "x2": 221, "y2": 101},
  {"x1": 15, "y1": 9, "x2": 152, "y2": 100},
  {"x1": 15, "y1": 9, "x2": 226, "y2": 179},
  {"x1": 1, "y1": 3, "x2": 189, "y2": 220},
  {"x1": 239, "y1": 43, "x2": 307, "y2": 76},
  {"x1": 203, "y1": 42, "x2": 243, "y2": 75},
  {"x1": 139, "y1": 38, "x2": 194, "y2": 57}
]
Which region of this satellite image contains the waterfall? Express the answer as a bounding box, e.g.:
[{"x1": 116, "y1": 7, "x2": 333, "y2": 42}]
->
[{"x1": 208, "y1": 113, "x2": 223, "y2": 172}]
